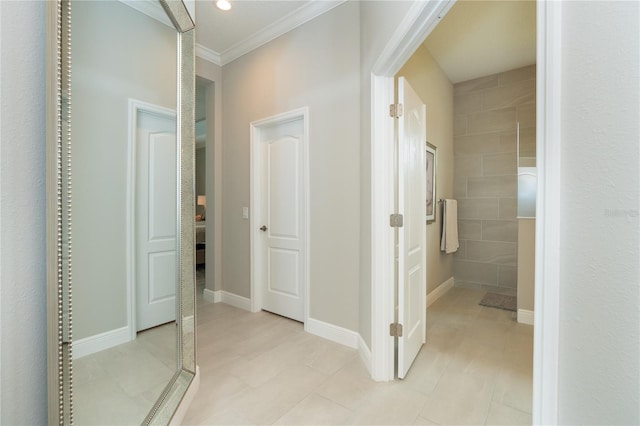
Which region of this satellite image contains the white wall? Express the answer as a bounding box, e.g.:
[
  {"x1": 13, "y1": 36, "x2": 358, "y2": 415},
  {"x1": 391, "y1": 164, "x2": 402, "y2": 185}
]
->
[
  {"x1": 358, "y1": 0, "x2": 416, "y2": 349},
  {"x1": 0, "y1": 1, "x2": 48, "y2": 423},
  {"x1": 221, "y1": 1, "x2": 361, "y2": 330},
  {"x1": 73, "y1": 1, "x2": 177, "y2": 339},
  {"x1": 558, "y1": 2, "x2": 639, "y2": 423}
]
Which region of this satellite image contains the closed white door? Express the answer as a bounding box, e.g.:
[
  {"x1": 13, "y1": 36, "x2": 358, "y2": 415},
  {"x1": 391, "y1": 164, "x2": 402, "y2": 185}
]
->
[
  {"x1": 136, "y1": 109, "x2": 177, "y2": 331},
  {"x1": 397, "y1": 77, "x2": 427, "y2": 378},
  {"x1": 256, "y1": 118, "x2": 305, "y2": 322}
]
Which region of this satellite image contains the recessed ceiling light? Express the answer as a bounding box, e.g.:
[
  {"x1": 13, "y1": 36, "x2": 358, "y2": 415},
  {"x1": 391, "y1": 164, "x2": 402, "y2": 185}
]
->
[{"x1": 216, "y1": 0, "x2": 231, "y2": 11}]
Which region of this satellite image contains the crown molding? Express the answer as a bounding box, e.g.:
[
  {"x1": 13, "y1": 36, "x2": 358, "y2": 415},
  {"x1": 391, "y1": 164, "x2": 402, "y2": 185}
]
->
[
  {"x1": 195, "y1": 44, "x2": 222, "y2": 66},
  {"x1": 219, "y1": 0, "x2": 347, "y2": 66}
]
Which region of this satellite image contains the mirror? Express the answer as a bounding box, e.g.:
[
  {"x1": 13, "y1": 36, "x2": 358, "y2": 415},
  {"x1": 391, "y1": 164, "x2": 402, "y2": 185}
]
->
[{"x1": 46, "y1": 1, "x2": 196, "y2": 424}]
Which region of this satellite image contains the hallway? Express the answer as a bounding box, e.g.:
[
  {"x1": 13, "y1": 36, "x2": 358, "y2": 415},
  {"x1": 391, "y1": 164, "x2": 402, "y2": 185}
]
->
[{"x1": 184, "y1": 286, "x2": 533, "y2": 425}]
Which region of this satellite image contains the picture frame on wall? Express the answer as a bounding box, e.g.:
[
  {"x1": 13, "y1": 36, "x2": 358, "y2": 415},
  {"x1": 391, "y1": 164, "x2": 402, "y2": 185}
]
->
[{"x1": 426, "y1": 142, "x2": 437, "y2": 223}]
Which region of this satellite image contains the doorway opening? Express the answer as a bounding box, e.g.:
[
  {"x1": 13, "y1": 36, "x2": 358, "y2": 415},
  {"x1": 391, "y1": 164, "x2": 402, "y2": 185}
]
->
[{"x1": 370, "y1": 0, "x2": 561, "y2": 423}]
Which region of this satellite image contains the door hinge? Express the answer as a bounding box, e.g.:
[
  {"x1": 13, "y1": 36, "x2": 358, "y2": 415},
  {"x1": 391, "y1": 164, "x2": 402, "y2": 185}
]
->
[
  {"x1": 390, "y1": 213, "x2": 404, "y2": 228},
  {"x1": 389, "y1": 323, "x2": 403, "y2": 337},
  {"x1": 389, "y1": 103, "x2": 404, "y2": 118}
]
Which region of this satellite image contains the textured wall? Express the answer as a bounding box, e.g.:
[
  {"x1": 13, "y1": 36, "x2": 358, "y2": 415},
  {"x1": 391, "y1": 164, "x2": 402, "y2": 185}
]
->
[
  {"x1": 0, "y1": 1, "x2": 48, "y2": 423},
  {"x1": 453, "y1": 65, "x2": 536, "y2": 295},
  {"x1": 558, "y1": 1, "x2": 639, "y2": 423},
  {"x1": 396, "y1": 45, "x2": 454, "y2": 294}
]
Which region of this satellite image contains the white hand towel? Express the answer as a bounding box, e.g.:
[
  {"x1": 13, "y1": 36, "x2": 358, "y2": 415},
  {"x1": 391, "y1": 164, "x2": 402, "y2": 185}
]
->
[{"x1": 440, "y1": 199, "x2": 459, "y2": 254}]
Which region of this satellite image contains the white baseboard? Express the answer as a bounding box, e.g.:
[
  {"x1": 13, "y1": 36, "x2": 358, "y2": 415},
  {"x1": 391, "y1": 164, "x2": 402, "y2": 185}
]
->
[
  {"x1": 427, "y1": 276, "x2": 454, "y2": 307},
  {"x1": 170, "y1": 366, "x2": 200, "y2": 426},
  {"x1": 518, "y1": 309, "x2": 535, "y2": 325},
  {"x1": 304, "y1": 318, "x2": 358, "y2": 349},
  {"x1": 358, "y1": 334, "x2": 372, "y2": 375},
  {"x1": 74, "y1": 326, "x2": 131, "y2": 359},
  {"x1": 203, "y1": 288, "x2": 222, "y2": 303},
  {"x1": 221, "y1": 291, "x2": 251, "y2": 311}
]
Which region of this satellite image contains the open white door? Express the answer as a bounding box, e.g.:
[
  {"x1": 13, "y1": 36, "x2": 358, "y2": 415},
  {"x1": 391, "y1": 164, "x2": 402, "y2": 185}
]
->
[
  {"x1": 135, "y1": 108, "x2": 177, "y2": 331},
  {"x1": 397, "y1": 77, "x2": 427, "y2": 379}
]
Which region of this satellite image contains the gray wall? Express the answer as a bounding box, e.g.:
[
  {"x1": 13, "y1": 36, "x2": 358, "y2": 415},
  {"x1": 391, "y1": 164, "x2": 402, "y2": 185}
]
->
[
  {"x1": 452, "y1": 65, "x2": 536, "y2": 295},
  {"x1": 396, "y1": 45, "x2": 455, "y2": 294},
  {"x1": 558, "y1": 1, "x2": 639, "y2": 423},
  {"x1": 220, "y1": 1, "x2": 361, "y2": 330},
  {"x1": 73, "y1": 1, "x2": 177, "y2": 339}
]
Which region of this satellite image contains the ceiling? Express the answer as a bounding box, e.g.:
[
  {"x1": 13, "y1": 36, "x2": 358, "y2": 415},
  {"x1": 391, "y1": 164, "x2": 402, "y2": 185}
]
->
[
  {"x1": 191, "y1": 0, "x2": 535, "y2": 81},
  {"x1": 424, "y1": 1, "x2": 537, "y2": 83},
  {"x1": 194, "y1": 0, "x2": 344, "y2": 65}
]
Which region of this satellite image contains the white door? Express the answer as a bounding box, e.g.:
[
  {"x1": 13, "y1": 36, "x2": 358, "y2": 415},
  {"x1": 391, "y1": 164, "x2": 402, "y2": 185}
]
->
[
  {"x1": 397, "y1": 77, "x2": 427, "y2": 379},
  {"x1": 255, "y1": 117, "x2": 305, "y2": 322},
  {"x1": 136, "y1": 109, "x2": 177, "y2": 331}
]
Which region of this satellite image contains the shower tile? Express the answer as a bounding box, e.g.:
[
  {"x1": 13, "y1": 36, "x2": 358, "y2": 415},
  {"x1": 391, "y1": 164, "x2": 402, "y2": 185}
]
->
[
  {"x1": 499, "y1": 198, "x2": 517, "y2": 219},
  {"x1": 457, "y1": 198, "x2": 500, "y2": 220},
  {"x1": 453, "y1": 260, "x2": 498, "y2": 285},
  {"x1": 500, "y1": 126, "x2": 535, "y2": 155},
  {"x1": 454, "y1": 240, "x2": 467, "y2": 259},
  {"x1": 483, "y1": 152, "x2": 516, "y2": 176},
  {"x1": 454, "y1": 91, "x2": 482, "y2": 115},
  {"x1": 482, "y1": 220, "x2": 518, "y2": 242},
  {"x1": 454, "y1": 155, "x2": 482, "y2": 177},
  {"x1": 517, "y1": 103, "x2": 536, "y2": 128},
  {"x1": 454, "y1": 74, "x2": 499, "y2": 95},
  {"x1": 482, "y1": 79, "x2": 536, "y2": 111},
  {"x1": 467, "y1": 107, "x2": 516, "y2": 134},
  {"x1": 454, "y1": 178, "x2": 467, "y2": 198},
  {"x1": 454, "y1": 132, "x2": 500, "y2": 155},
  {"x1": 466, "y1": 240, "x2": 517, "y2": 265},
  {"x1": 499, "y1": 65, "x2": 536, "y2": 86},
  {"x1": 498, "y1": 265, "x2": 518, "y2": 288},
  {"x1": 467, "y1": 176, "x2": 517, "y2": 198},
  {"x1": 454, "y1": 114, "x2": 467, "y2": 136},
  {"x1": 458, "y1": 220, "x2": 482, "y2": 240}
]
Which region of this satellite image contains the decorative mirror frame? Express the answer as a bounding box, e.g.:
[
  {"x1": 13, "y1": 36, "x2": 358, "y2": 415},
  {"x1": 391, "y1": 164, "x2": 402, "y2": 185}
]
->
[{"x1": 46, "y1": 1, "x2": 196, "y2": 424}]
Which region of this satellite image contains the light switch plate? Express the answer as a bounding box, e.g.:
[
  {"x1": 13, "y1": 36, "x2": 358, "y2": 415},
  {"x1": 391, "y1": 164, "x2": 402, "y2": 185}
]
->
[{"x1": 242, "y1": 207, "x2": 249, "y2": 219}]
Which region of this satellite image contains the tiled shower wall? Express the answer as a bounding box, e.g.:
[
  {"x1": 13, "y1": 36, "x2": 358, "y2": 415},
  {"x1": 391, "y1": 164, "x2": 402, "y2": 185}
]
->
[{"x1": 453, "y1": 65, "x2": 536, "y2": 295}]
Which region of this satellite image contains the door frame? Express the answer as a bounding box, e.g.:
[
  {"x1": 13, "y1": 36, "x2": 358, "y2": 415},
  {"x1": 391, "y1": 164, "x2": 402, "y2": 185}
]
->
[
  {"x1": 369, "y1": 1, "x2": 562, "y2": 424},
  {"x1": 249, "y1": 106, "x2": 310, "y2": 324},
  {"x1": 126, "y1": 98, "x2": 177, "y2": 340}
]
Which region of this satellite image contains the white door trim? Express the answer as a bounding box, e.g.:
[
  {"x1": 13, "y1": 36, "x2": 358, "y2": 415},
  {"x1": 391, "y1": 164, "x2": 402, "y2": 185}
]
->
[
  {"x1": 127, "y1": 98, "x2": 177, "y2": 341},
  {"x1": 369, "y1": 1, "x2": 561, "y2": 423},
  {"x1": 249, "y1": 107, "x2": 310, "y2": 324}
]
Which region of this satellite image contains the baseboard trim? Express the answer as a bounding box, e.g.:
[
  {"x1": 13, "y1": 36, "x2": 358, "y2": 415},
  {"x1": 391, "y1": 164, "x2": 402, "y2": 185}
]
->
[
  {"x1": 358, "y1": 335, "x2": 372, "y2": 375},
  {"x1": 221, "y1": 291, "x2": 251, "y2": 311},
  {"x1": 427, "y1": 276, "x2": 454, "y2": 307},
  {"x1": 203, "y1": 288, "x2": 222, "y2": 303},
  {"x1": 304, "y1": 318, "x2": 358, "y2": 349},
  {"x1": 74, "y1": 326, "x2": 130, "y2": 359},
  {"x1": 518, "y1": 309, "x2": 535, "y2": 325}
]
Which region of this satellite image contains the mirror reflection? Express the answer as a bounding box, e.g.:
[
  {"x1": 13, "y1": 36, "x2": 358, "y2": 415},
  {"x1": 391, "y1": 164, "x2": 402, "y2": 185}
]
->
[
  {"x1": 70, "y1": 1, "x2": 179, "y2": 423},
  {"x1": 195, "y1": 81, "x2": 207, "y2": 290}
]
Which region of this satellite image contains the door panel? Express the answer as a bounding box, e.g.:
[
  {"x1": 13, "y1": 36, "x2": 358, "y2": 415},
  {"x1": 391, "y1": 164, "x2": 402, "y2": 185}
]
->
[
  {"x1": 258, "y1": 117, "x2": 305, "y2": 322},
  {"x1": 397, "y1": 77, "x2": 427, "y2": 379},
  {"x1": 136, "y1": 110, "x2": 177, "y2": 331}
]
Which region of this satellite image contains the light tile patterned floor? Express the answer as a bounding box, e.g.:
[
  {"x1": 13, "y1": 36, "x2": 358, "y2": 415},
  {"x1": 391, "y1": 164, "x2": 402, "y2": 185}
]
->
[
  {"x1": 73, "y1": 322, "x2": 177, "y2": 425},
  {"x1": 183, "y1": 286, "x2": 533, "y2": 425}
]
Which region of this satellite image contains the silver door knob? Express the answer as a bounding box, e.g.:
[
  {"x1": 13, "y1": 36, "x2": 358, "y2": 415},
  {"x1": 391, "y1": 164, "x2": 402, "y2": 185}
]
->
[{"x1": 260, "y1": 225, "x2": 268, "y2": 232}]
